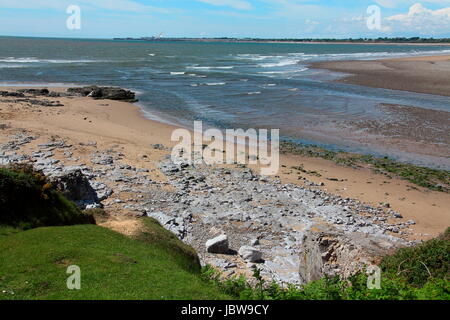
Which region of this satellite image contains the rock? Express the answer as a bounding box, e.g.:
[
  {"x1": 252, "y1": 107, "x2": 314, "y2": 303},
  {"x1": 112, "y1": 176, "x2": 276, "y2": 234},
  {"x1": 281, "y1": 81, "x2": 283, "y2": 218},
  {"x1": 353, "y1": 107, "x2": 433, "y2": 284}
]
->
[
  {"x1": 0, "y1": 91, "x2": 25, "y2": 97},
  {"x1": 206, "y1": 234, "x2": 229, "y2": 254},
  {"x1": 37, "y1": 141, "x2": 70, "y2": 149},
  {"x1": 393, "y1": 212, "x2": 403, "y2": 218},
  {"x1": 17, "y1": 88, "x2": 49, "y2": 96},
  {"x1": 250, "y1": 238, "x2": 260, "y2": 246},
  {"x1": 151, "y1": 143, "x2": 166, "y2": 150},
  {"x1": 147, "y1": 211, "x2": 174, "y2": 226},
  {"x1": 238, "y1": 246, "x2": 263, "y2": 262},
  {"x1": 26, "y1": 99, "x2": 63, "y2": 107},
  {"x1": 91, "y1": 154, "x2": 113, "y2": 165},
  {"x1": 50, "y1": 169, "x2": 100, "y2": 209},
  {"x1": 90, "y1": 181, "x2": 113, "y2": 201},
  {"x1": 67, "y1": 86, "x2": 137, "y2": 102},
  {"x1": 298, "y1": 224, "x2": 406, "y2": 285}
]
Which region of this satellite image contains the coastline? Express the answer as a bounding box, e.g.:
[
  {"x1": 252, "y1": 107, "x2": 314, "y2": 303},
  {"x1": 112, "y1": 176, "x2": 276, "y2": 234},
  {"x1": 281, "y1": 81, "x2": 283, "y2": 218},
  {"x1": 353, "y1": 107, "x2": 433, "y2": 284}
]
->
[
  {"x1": 310, "y1": 54, "x2": 450, "y2": 96},
  {"x1": 1, "y1": 86, "x2": 448, "y2": 242}
]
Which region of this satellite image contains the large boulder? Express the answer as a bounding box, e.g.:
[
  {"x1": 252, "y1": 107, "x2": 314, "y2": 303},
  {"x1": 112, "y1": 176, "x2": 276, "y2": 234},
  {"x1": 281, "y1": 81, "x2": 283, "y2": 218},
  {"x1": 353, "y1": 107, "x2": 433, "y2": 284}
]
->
[
  {"x1": 298, "y1": 224, "x2": 407, "y2": 284},
  {"x1": 50, "y1": 169, "x2": 101, "y2": 209},
  {"x1": 206, "y1": 234, "x2": 229, "y2": 254},
  {"x1": 67, "y1": 86, "x2": 137, "y2": 102}
]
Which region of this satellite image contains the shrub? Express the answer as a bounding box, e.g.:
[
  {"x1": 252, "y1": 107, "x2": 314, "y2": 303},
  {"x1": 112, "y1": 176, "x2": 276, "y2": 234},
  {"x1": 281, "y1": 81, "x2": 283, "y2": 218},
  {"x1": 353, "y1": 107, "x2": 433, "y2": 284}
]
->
[
  {"x1": 0, "y1": 164, "x2": 95, "y2": 230},
  {"x1": 380, "y1": 228, "x2": 450, "y2": 287}
]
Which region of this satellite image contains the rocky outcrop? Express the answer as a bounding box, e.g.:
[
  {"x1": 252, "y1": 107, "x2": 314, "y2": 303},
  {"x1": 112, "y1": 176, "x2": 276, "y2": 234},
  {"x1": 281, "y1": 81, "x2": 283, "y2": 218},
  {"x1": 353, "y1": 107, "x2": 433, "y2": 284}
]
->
[
  {"x1": 298, "y1": 224, "x2": 406, "y2": 284},
  {"x1": 17, "y1": 88, "x2": 50, "y2": 96},
  {"x1": 50, "y1": 169, "x2": 101, "y2": 209},
  {"x1": 67, "y1": 86, "x2": 137, "y2": 102},
  {"x1": 0, "y1": 91, "x2": 25, "y2": 97}
]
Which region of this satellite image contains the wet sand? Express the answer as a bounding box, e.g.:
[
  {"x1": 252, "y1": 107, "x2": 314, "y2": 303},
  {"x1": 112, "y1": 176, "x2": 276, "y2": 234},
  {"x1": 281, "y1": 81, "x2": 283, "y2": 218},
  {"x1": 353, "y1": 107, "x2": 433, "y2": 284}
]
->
[
  {"x1": 311, "y1": 55, "x2": 450, "y2": 96},
  {"x1": 1, "y1": 86, "x2": 449, "y2": 240}
]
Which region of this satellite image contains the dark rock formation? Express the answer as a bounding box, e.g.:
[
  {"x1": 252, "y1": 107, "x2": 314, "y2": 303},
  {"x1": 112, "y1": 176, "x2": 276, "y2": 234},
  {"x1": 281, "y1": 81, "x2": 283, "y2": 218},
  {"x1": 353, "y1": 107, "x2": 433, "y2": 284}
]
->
[
  {"x1": 50, "y1": 169, "x2": 101, "y2": 209},
  {"x1": 67, "y1": 86, "x2": 137, "y2": 102},
  {"x1": 17, "y1": 88, "x2": 50, "y2": 96},
  {"x1": 27, "y1": 99, "x2": 64, "y2": 107},
  {"x1": 0, "y1": 91, "x2": 25, "y2": 97}
]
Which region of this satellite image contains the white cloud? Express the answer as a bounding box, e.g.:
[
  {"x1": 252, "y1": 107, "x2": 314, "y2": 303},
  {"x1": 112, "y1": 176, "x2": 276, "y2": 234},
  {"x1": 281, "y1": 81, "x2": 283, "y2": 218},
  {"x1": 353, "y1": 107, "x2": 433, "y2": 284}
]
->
[
  {"x1": 384, "y1": 3, "x2": 450, "y2": 35},
  {"x1": 388, "y1": 3, "x2": 450, "y2": 20},
  {"x1": 196, "y1": 0, "x2": 252, "y2": 10},
  {"x1": 376, "y1": 0, "x2": 450, "y2": 8}
]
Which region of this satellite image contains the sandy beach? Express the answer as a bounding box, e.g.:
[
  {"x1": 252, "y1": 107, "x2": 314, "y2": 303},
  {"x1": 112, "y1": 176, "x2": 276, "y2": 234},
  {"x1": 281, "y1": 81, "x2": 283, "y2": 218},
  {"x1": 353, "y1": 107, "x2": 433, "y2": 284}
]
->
[
  {"x1": 311, "y1": 55, "x2": 450, "y2": 96},
  {"x1": 1, "y1": 86, "x2": 448, "y2": 242}
]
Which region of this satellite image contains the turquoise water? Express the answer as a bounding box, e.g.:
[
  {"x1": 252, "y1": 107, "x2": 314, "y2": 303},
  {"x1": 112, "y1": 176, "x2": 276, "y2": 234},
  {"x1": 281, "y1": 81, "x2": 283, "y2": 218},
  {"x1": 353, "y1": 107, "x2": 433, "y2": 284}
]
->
[{"x1": 1, "y1": 37, "x2": 449, "y2": 168}]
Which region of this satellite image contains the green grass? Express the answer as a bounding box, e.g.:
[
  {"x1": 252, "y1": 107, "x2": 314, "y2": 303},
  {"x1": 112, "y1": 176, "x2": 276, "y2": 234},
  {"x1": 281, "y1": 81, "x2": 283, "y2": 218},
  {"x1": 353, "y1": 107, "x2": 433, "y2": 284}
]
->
[
  {"x1": 280, "y1": 141, "x2": 450, "y2": 192},
  {"x1": 0, "y1": 220, "x2": 232, "y2": 300}
]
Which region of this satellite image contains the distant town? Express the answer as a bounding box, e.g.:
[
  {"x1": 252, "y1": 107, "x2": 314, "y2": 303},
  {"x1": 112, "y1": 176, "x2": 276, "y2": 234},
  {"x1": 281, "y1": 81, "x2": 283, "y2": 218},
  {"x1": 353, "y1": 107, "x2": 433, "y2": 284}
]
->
[{"x1": 112, "y1": 36, "x2": 450, "y2": 44}]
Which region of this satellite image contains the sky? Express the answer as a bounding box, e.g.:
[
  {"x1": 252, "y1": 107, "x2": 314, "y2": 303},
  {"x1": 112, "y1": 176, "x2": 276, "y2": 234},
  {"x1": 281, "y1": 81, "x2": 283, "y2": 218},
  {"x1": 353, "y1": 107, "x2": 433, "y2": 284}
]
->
[{"x1": 1, "y1": 0, "x2": 450, "y2": 39}]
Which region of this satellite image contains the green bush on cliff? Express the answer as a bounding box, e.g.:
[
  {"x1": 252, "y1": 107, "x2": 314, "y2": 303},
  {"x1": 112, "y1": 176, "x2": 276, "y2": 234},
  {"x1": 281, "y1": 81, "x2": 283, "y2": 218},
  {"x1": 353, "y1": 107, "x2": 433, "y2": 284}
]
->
[
  {"x1": 380, "y1": 228, "x2": 450, "y2": 287},
  {"x1": 0, "y1": 164, "x2": 94, "y2": 230}
]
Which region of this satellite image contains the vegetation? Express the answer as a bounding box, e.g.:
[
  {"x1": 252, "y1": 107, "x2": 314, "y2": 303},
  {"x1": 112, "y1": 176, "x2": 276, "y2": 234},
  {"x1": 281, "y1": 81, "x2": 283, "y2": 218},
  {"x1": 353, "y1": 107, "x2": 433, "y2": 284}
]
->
[
  {"x1": 202, "y1": 228, "x2": 450, "y2": 300},
  {"x1": 0, "y1": 165, "x2": 230, "y2": 300},
  {"x1": 0, "y1": 164, "x2": 94, "y2": 229},
  {"x1": 1, "y1": 161, "x2": 448, "y2": 300},
  {"x1": 0, "y1": 222, "x2": 232, "y2": 300},
  {"x1": 380, "y1": 228, "x2": 450, "y2": 288},
  {"x1": 280, "y1": 141, "x2": 450, "y2": 192}
]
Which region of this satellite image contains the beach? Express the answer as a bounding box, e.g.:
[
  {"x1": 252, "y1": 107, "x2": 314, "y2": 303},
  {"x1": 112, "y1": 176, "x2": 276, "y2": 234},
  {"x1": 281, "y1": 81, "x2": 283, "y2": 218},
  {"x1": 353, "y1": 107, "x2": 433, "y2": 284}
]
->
[
  {"x1": 1, "y1": 86, "x2": 448, "y2": 240},
  {"x1": 311, "y1": 55, "x2": 450, "y2": 96},
  {"x1": 2, "y1": 37, "x2": 450, "y2": 170}
]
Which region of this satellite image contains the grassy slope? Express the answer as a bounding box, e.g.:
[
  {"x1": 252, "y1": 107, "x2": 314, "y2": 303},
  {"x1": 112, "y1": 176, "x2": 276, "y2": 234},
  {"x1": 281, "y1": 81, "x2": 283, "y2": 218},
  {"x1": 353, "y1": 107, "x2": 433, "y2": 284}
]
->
[
  {"x1": 0, "y1": 220, "x2": 231, "y2": 300},
  {"x1": 0, "y1": 165, "x2": 231, "y2": 300}
]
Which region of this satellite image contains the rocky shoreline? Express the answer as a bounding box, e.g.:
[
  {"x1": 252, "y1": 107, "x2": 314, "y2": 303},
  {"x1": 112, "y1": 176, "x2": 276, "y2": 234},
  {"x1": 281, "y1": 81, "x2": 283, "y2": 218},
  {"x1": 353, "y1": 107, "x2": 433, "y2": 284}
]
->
[{"x1": 0, "y1": 87, "x2": 415, "y2": 285}]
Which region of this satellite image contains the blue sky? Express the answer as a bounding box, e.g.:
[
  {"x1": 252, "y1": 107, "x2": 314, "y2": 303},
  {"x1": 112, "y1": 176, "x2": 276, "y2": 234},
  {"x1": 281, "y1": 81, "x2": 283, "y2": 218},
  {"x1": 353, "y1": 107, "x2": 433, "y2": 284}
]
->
[{"x1": 1, "y1": 0, "x2": 450, "y2": 38}]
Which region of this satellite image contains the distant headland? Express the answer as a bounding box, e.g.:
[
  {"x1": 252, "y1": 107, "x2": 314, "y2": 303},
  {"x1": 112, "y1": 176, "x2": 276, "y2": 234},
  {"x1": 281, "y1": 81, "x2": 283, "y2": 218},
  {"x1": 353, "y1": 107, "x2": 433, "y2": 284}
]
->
[{"x1": 112, "y1": 36, "x2": 450, "y2": 44}]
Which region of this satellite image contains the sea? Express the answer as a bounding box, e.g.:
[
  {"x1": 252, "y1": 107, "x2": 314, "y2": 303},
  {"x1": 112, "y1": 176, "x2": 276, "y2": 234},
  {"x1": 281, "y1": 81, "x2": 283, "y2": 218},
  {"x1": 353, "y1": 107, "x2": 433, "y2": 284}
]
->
[{"x1": 0, "y1": 36, "x2": 449, "y2": 169}]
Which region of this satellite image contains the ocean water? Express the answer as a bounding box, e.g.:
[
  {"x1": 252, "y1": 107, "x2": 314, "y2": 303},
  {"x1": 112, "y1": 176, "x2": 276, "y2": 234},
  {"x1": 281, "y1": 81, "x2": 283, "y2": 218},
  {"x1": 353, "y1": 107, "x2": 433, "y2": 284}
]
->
[{"x1": 1, "y1": 37, "x2": 449, "y2": 168}]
